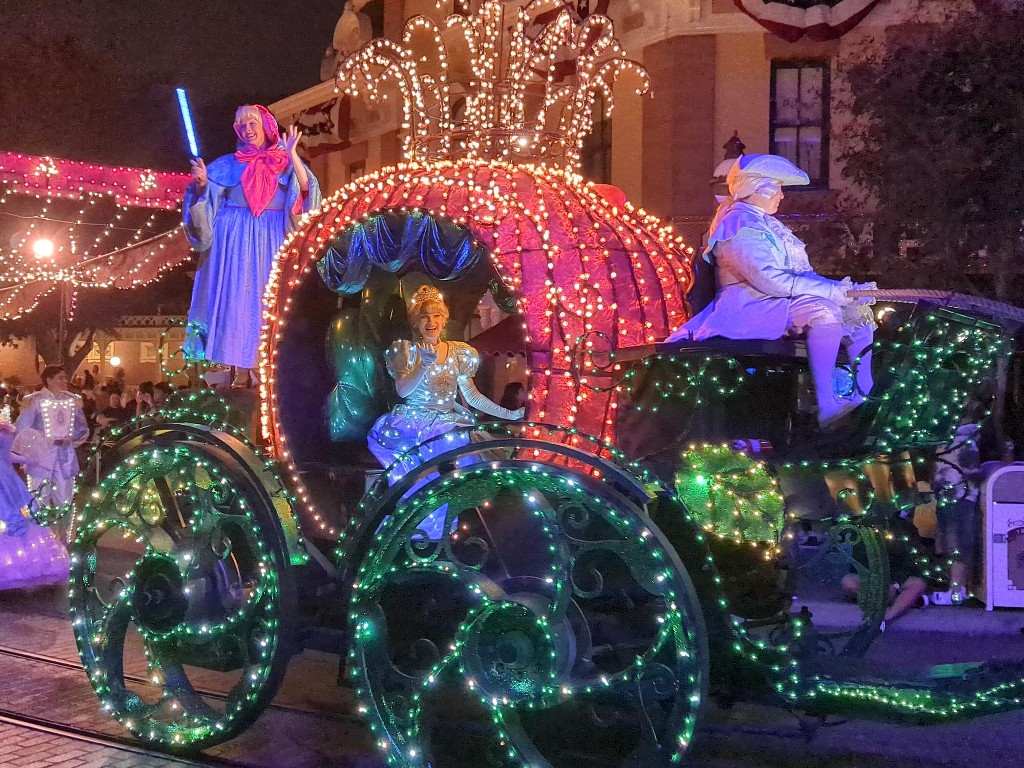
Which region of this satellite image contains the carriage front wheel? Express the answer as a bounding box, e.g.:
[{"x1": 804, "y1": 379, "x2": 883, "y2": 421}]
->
[
  {"x1": 69, "y1": 424, "x2": 298, "y2": 750},
  {"x1": 344, "y1": 431, "x2": 709, "y2": 767}
]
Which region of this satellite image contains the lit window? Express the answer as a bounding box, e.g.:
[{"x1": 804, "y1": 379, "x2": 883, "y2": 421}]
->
[
  {"x1": 140, "y1": 342, "x2": 157, "y2": 363},
  {"x1": 770, "y1": 61, "x2": 829, "y2": 187}
]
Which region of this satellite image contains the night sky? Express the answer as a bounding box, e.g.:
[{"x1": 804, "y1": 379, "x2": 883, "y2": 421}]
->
[{"x1": 0, "y1": 0, "x2": 343, "y2": 171}]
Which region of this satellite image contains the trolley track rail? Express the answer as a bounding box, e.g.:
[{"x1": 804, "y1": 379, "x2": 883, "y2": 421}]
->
[{"x1": 0, "y1": 642, "x2": 360, "y2": 723}]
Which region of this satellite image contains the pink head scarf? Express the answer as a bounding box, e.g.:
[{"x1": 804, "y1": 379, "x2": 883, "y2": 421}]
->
[{"x1": 233, "y1": 105, "x2": 289, "y2": 216}]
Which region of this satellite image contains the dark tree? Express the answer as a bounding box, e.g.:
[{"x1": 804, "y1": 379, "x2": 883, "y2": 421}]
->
[
  {"x1": 0, "y1": 272, "x2": 192, "y2": 375},
  {"x1": 837, "y1": 0, "x2": 1024, "y2": 301}
]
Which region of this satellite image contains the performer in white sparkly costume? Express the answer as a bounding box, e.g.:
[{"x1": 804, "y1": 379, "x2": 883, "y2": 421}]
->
[
  {"x1": 368, "y1": 286, "x2": 525, "y2": 481},
  {"x1": 668, "y1": 154, "x2": 876, "y2": 428},
  {"x1": 15, "y1": 365, "x2": 89, "y2": 508}
]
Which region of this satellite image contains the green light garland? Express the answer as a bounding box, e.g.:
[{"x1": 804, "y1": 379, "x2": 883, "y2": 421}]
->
[
  {"x1": 26, "y1": 485, "x2": 72, "y2": 527},
  {"x1": 868, "y1": 311, "x2": 1007, "y2": 452},
  {"x1": 157, "y1": 317, "x2": 207, "y2": 383},
  {"x1": 346, "y1": 432, "x2": 708, "y2": 767},
  {"x1": 615, "y1": 354, "x2": 745, "y2": 412},
  {"x1": 674, "y1": 444, "x2": 784, "y2": 549}
]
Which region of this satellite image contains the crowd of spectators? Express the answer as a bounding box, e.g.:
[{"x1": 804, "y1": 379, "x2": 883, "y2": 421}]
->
[
  {"x1": 1, "y1": 365, "x2": 189, "y2": 445},
  {"x1": 63, "y1": 369, "x2": 179, "y2": 441}
]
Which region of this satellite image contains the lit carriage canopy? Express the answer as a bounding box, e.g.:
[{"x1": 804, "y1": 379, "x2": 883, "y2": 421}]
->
[
  {"x1": 317, "y1": 210, "x2": 487, "y2": 294},
  {"x1": 261, "y1": 1, "x2": 695, "y2": 452}
]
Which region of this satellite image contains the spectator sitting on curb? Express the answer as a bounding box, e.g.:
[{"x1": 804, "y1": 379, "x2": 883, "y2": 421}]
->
[{"x1": 840, "y1": 524, "x2": 930, "y2": 630}]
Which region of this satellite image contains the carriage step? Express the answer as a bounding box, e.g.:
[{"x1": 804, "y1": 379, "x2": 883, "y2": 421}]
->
[{"x1": 296, "y1": 625, "x2": 349, "y2": 656}]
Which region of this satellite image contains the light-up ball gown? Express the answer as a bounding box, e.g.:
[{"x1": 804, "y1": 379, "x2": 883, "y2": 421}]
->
[{"x1": 367, "y1": 339, "x2": 524, "y2": 538}]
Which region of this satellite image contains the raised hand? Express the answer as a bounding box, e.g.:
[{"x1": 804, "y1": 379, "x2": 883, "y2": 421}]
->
[
  {"x1": 283, "y1": 125, "x2": 302, "y2": 157},
  {"x1": 283, "y1": 125, "x2": 312, "y2": 192},
  {"x1": 190, "y1": 157, "x2": 207, "y2": 189},
  {"x1": 416, "y1": 342, "x2": 439, "y2": 366}
]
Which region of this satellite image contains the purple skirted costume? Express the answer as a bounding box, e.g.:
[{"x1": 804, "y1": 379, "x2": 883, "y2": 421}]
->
[{"x1": 0, "y1": 429, "x2": 69, "y2": 591}]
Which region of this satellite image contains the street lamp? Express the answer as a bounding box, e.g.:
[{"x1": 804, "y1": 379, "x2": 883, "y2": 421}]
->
[
  {"x1": 32, "y1": 236, "x2": 71, "y2": 366},
  {"x1": 32, "y1": 237, "x2": 55, "y2": 259},
  {"x1": 109, "y1": 355, "x2": 121, "y2": 368}
]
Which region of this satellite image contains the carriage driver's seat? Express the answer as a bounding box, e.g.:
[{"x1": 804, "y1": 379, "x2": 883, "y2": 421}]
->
[
  {"x1": 655, "y1": 253, "x2": 807, "y2": 361},
  {"x1": 686, "y1": 252, "x2": 718, "y2": 318}
]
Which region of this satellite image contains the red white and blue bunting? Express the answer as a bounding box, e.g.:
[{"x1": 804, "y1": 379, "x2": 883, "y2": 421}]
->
[{"x1": 734, "y1": 0, "x2": 883, "y2": 42}]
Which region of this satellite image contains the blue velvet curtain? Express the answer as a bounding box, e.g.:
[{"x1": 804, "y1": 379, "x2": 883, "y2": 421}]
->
[{"x1": 317, "y1": 211, "x2": 484, "y2": 295}]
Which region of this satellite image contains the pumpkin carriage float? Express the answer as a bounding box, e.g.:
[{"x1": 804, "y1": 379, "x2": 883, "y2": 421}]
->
[{"x1": 67, "y1": 2, "x2": 1024, "y2": 765}]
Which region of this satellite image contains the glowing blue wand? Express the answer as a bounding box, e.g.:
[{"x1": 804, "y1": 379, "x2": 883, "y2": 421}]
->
[{"x1": 175, "y1": 87, "x2": 201, "y2": 158}]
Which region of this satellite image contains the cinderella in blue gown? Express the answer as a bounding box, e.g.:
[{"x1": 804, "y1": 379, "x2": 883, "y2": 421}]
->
[
  {"x1": 368, "y1": 340, "x2": 489, "y2": 481},
  {"x1": 367, "y1": 286, "x2": 525, "y2": 480},
  {"x1": 183, "y1": 106, "x2": 321, "y2": 369},
  {"x1": 367, "y1": 338, "x2": 524, "y2": 539},
  {"x1": 0, "y1": 427, "x2": 69, "y2": 590}
]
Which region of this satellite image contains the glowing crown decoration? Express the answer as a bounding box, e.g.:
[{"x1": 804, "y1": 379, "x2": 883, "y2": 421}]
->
[{"x1": 335, "y1": 0, "x2": 650, "y2": 170}]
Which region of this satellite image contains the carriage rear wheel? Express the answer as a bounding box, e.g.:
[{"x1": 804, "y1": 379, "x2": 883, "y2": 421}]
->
[
  {"x1": 69, "y1": 425, "x2": 297, "y2": 750},
  {"x1": 346, "y1": 435, "x2": 708, "y2": 767}
]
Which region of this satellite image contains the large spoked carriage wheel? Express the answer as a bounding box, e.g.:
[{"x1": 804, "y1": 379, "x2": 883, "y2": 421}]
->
[
  {"x1": 342, "y1": 428, "x2": 709, "y2": 767},
  {"x1": 69, "y1": 423, "x2": 298, "y2": 750}
]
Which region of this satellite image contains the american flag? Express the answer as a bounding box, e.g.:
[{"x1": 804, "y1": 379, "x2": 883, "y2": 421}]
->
[
  {"x1": 734, "y1": 0, "x2": 883, "y2": 42},
  {"x1": 287, "y1": 97, "x2": 353, "y2": 159}
]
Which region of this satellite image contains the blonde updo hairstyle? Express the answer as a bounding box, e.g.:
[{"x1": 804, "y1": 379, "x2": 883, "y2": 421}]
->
[{"x1": 408, "y1": 285, "x2": 449, "y2": 339}]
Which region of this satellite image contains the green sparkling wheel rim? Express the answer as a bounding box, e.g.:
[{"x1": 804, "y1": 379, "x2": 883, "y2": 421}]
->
[
  {"x1": 69, "y1": 433, "x2": 295, "y2": 750},
  {"x1": 348, "y1": 445, "x2": 709, "y2": 768}
]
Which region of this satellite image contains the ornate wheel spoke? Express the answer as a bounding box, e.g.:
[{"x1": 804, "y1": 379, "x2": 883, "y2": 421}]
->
[
  {"x1": 71, "y1": 429, "x2": 296, "y2": 750},
  {"x1": 81, "y1": 585, "x2": 135, "y2": 707},
  {"x1": 351, "y1": 446, "x2": 708, "y2": 767}
]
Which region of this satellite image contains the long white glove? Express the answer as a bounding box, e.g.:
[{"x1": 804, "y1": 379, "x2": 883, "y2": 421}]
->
[{"x1": 458, "y1": 376, "x2": 525, "y2": 421}]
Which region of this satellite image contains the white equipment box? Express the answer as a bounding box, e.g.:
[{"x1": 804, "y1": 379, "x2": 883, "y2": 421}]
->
[{"x1": 985, "y1": 465, "x2": 1024, "y2": 610}]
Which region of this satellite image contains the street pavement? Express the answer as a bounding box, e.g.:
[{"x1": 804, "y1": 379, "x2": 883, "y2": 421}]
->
[
  {"x1": 0, "y1": 586, "x2": 1022, "y2": 768},
  {"x1": 0, "y1": 721, "x2": 196, "y2": 768}
]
